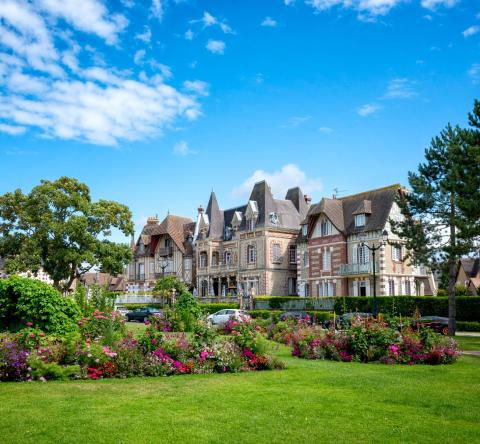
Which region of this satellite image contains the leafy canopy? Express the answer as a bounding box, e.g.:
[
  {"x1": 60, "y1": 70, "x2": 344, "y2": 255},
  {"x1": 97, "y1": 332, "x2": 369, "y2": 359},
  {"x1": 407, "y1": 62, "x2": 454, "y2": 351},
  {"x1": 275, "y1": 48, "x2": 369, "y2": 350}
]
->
[{"x1": 0, "y1": 177, "x2": 134, "y2": 291}]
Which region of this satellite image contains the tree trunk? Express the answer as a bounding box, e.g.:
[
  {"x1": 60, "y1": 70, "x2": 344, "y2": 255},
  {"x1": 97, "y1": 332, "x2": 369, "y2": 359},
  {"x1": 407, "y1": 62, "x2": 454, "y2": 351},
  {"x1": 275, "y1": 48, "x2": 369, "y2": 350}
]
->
[{"x1": 448, "y1": 193, "x2": 457, "y2": 337}]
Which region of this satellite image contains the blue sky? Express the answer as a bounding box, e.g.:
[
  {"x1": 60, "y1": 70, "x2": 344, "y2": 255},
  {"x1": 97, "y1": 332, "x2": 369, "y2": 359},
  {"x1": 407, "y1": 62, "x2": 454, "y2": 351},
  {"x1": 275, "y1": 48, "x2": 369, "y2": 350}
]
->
[{"x1": 0, "y1": 0, "x2": 478, "y2": 240}]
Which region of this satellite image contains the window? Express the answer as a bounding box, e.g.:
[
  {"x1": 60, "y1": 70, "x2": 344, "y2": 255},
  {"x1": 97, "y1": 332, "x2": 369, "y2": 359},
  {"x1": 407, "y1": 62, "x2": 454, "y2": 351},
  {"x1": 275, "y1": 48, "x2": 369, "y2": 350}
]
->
[
  {"x1": 247, "y1": 245, "x2": 257, "y2": 264},
  {"x1": 165, "y1": 238, "x2": 172, "y2": 248},
  {"x1": 318, "y1": 281, "x2": 335, "y2": 297},
  {"x1": 149, "y1": 262, "x2": 154, "y2": 273},
  {"x1": 199, "y1": 252, "x2": 208, "y2": 268},
  {"x1": 289, "y1": 245, "x2": 297, "y2": 264},
  {"x1": 272, "y1": 243, "x2": 281, "y2": 263},
  {"x1": 302, "y1": 224, "x2": 308, "y2": 236},
  {"x1": 388, "y1": 279, "x2": 395, "y2": 296},
  {"x1": 288, "y1": 277, "x2": 297, "y2": 296},
  {"x1": 357, "y1": 244, "x2": 369, "y2": 264},
  {"x1": 211, "y1": 252, "x2": 219, "y2": 266},
  {"x1": 405, "y1": 280, "x2": 411, "y2": 296},
  {"x1": 224, "y1": 251, "x2": 232, "y2": 265},
  {"x1": 305, "y1": 283, "x2": 310, "y2": 297},
  {"x1": 392, "y1": 244, "x2": 402, "y2": 262},
  {"x1": 322, "y1": 250, "x2": 331, "y2": 271},
  {"x1": 355, "y1": 214, "x2": 365, "y2": 227},
  {"x1": 303, "y1": 251, "x2": 309, "y2": 267},
  {"x1": 313, "y1": 218, "x2": 333, "y2": 237},
  {"x1": 247, "y1": 218, "x2": 255, "y2": 231}
]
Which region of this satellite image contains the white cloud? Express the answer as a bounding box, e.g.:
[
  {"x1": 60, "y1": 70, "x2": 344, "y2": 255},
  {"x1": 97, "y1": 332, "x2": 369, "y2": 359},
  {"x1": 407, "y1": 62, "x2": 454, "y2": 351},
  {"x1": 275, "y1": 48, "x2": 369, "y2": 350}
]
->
[
  {"x1": 193, "y1": 11, "x2": 234, "y2": 34},
  {"x1": 305, "y1": 0, "x2": 405, "y2": 18},
  {"x1": 202, "y1": 11, "x2": 217, "y2": 27},
  {"x1": 0, "y1": 123, "x2": 27, "y2": 135},
  {"x1": 183, "y1": 80, "x2": 210, "y2": 96},
  {"x1": 420, "y1": 0, "x2": 457, "y2": 10},
  {"x1": 232, "y1": 164, "x2": 323, "y2": 200},
  {"x1": 261, "y1": 17, "x2": 277, "y2": 27},
  {"x1": 206, "y1": 40, "x2": 226, "y2": 54},
  {"x1": 36, "y1": 0, "x2": 128, "y2": 45},
  {"x1": 173, "y1": 140, "x2": 196, "y2": 156},
  {"x1": 463, "y1": 26, "x2": 480, "y2": 38},
  {"x1": 185, "y1": 29, "x2": 194, "y2": 40},
  {"x1": 468, "y1": 63, "x2": 480, "y2": 84},
  {"x1": 383, "y1": 78, "x2": 417, "y2": 99},
  {"x1": 357, "y1": 103, "x2": 382, "y2": 116},
  {"x1": 134, "y1": 49, "x2": 146, "y2": 65},
  {"x1": 282, "y1": 115, "x2": 311, "y2": 128},
  {"x1": 135, "y1": 26, "x2": 151, "y2": 43},
  {"x1": 318, "y1": 126, "x2": 334, "y2": 133},
  {"x1": 151, "y1": 0, "x2": 164, "y2": 21}
]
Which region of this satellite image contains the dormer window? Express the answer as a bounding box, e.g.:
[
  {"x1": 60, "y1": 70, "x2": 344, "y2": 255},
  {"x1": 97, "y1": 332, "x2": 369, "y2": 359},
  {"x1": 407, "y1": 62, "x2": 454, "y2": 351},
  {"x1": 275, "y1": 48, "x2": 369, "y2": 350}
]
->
[
  {"x1": 245, "y1": 200, "x2": 259, "y2": 231},
  {"x1": 247, "y1": 219, "x2": 255, "y2": 231},
  {"x1": 302, "y1": 224, "x2": 307, "y2": 236},
  {"x1": 355, "y1": 214, "x2": 365, "y2": 227}
]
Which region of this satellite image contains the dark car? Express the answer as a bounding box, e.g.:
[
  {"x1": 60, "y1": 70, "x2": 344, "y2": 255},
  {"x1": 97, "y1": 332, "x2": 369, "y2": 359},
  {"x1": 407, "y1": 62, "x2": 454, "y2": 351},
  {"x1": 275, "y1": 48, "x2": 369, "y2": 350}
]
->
[
  {"x1": 413, "y1": 316, "x2": 449, "y2": 335},
  {"x1": 279, "y1": 311, "x2": 312, "y2": 323},
  {"x1": 126, "y1": 307, "x2": 162, "y2": 323}
]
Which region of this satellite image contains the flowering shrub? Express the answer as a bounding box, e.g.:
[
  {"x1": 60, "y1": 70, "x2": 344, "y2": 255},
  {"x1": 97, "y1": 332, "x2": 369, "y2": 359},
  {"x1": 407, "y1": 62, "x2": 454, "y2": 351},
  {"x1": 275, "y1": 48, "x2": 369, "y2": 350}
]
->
[
  {"x1": 78, "y1": 310, "x2": 126, "y2": 344},
  {"x1": 286, "y1": 317, "x2": 459, "y2": 365}
]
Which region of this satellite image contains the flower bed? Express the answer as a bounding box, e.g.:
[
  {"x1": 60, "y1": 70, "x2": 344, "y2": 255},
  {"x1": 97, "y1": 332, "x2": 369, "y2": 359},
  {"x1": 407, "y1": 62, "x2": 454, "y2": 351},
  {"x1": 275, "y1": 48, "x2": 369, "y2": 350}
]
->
[
  {"x1": 267, "y1": 316, "x2": 458, "y2": 365},
  {"x1": 0, "y1": 312, "x2": 284, "y2": 382}
]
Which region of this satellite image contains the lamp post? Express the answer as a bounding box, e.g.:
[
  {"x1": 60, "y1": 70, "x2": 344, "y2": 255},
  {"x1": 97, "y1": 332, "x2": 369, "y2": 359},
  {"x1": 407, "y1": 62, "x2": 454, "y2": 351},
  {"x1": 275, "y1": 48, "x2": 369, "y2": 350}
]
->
[
  {"x1": 159, "y1": 257, "x2": 169, "y2": 278},
  {"x1": 359, "y1": 229, "x2": 389, "y2": 317}
]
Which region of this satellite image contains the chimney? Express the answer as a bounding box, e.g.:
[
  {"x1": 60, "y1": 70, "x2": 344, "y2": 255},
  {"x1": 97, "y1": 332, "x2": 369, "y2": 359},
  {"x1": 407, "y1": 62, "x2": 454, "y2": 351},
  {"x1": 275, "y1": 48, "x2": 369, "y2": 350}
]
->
[
  {"x1": 304, "y1": 195, "x2": 312, "y2": 205},
  {"x1": 147, "y1": 216, "x2": 159, "y2": 225},
  {"x1": 198, "y1": 205, "x2": 204, "y2": 214}
]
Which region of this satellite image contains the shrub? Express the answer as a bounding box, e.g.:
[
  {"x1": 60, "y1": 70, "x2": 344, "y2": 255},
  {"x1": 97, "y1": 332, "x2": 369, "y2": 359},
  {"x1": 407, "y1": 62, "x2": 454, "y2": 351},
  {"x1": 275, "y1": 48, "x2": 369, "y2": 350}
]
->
[
  {"x1": 174, "y1": 292, "x2": 204, "y2": 331},
  {"x1": 457, "y1": 321, "x2": 480, "y2": 332},
  {"x1": 0, "y1": 334, "x2": 30, "y2": 381},
  {"x1": 77, "y1": 310, "x2": 126, "y2": 344},
  {"x1": 199, "y1": 303, "x2": 239, "y2": 314},
  {"x1": 0, "y1": 276, "x2": 81, "y2": 334},
  {"x1": 333, "y1": 296, "x2": 480, "y2": 322}
]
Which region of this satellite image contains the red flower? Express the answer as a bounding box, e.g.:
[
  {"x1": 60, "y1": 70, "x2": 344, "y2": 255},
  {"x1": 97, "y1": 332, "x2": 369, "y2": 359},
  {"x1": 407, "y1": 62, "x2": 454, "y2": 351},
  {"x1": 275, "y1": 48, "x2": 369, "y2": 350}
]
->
[{"x1": 26, "y1": 322, "x2": 33, "y2": 327}]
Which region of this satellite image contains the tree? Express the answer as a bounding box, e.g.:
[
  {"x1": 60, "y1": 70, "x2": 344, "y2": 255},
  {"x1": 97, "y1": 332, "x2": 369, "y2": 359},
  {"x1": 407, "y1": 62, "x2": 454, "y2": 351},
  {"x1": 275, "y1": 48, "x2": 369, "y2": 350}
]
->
[
  {"x1": 392, "y1": 101, "x2": 480, "y2": 336},
  {"x1": 153, "y1": 275, "x2": 188, "y2": 306},
  {"x1": 0, "y1": 177, "x2": 134, "y2": 292}
]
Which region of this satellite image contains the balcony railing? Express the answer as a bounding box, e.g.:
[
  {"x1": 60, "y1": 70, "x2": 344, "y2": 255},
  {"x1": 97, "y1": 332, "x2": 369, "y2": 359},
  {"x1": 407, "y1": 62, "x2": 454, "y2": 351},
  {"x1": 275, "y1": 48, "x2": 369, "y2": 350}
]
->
[
  {"x1": 133, "y1": 273, "x2": 145, "y2": 281},
  {"x1": 157, "y1": 247, "x2": 173, "y2": 257},
  {"x1": 339, "y1": 262, "x2": 378, "y2": 276}
]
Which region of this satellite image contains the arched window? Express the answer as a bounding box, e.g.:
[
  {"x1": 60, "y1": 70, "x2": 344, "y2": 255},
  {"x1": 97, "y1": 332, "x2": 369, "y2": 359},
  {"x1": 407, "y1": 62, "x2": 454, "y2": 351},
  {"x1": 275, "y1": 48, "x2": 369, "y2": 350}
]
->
[
  {"x1": 211, "y1": 251, "x2": 219, "y2": 266},
  {"x1": 247, "y1": 244, "x2": 257, "y2": 264},
  {"x1": 199, "y1": 252, "x2": 208, "y2": 268},
  {"x1": 201, "y1": 280, "x2": 208, "y2": 297},
  {"x1": 224, "y1": 250, "x2": 232, "y2": 265}
]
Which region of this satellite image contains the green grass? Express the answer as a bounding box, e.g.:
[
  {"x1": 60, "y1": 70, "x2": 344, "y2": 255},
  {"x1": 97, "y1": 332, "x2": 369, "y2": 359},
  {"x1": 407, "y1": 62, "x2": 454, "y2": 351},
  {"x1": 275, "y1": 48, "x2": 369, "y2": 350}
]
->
[
  {"x1": 1, "y1": 342, "x2": 480, "y2": 443},
  {"x1": 456, "y1": 335, "x2": 480, "y2": 351},
  {"x1": 125, "y1": 321, "x2": 147, "y2": 337}
]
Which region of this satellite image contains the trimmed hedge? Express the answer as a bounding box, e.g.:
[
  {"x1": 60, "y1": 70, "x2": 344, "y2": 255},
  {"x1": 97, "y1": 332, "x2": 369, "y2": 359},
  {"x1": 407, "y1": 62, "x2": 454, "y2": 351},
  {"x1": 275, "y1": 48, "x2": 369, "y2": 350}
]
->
[
  {"x1": 249, "y1": 310, "x2": 334, "y2": 322},
  {"x1": 199, "y1": 303, "x2": 239, "y2": 314},
  {"x1": 457, "y1": 321, "x2": 480, "y2": 332},
  {"x1": 333, "y1": 296, "x2": 480, "y2": 322},
  {"x1": 254, "y1": 296, "x2": 303, "y2": 309}
]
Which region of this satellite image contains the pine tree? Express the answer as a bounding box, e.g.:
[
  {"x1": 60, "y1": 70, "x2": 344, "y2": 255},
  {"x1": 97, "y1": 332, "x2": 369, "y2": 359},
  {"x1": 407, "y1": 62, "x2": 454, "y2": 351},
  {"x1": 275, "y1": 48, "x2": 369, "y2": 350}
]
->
[{"x1": 392, "y1": 101, "x2": 480, "y2": 336}]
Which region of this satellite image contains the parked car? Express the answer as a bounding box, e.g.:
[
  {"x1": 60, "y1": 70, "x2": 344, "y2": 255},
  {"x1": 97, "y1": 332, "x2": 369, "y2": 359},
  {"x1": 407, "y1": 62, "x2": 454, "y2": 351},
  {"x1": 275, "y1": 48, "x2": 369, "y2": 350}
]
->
[
  {"x1": 413, "y1": 316, "x2": 449, "y2": 335},
  {"x1": 115, "y1": 306, "x2": 130, "y2": 317},
  {"x1": 279, "y1": 311, "x2": 312, "y2": 323},
  {"x1": 207, "y1": 309, "x2": 251, "y2": 326},
  {"x1": 126, "y1": 307, "x2": 162, "y2": 322}
]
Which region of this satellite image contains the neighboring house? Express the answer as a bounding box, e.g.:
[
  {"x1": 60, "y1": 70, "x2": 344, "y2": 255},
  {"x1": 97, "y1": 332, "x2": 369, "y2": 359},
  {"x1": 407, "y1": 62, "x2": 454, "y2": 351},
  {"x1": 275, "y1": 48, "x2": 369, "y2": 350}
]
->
[
  {"x1": 73, "y1": 272, "x2": 126, "y2": 293},
  {"x1": 456, "y1": 257, "x2": 480, "y2": 295},
  {"x1": 0, "y1": 258, "x2": 54, "y2": 285},
  {"x1": 195, "y1": 181, "x2": 309, "y2": 298},
  {"x1": 301, "y1": 184, "x2": 436, "y2": 297},
  {"x1": 126, "y1": 214, "x2": 195, "y2": 292}
]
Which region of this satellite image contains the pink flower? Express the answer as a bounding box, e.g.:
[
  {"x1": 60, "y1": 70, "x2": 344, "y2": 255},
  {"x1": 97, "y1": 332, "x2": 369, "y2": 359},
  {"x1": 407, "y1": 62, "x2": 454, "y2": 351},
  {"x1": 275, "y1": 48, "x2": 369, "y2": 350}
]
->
[
  {"x1": 26, "y1": 322, "x2": 33, "y2": 327},
  {"x1": 144, "y1": 320, "x2": 151, "y2": 326},
  {"x1": 28, "y1": 333, "x2": 35, "y2": 338}
]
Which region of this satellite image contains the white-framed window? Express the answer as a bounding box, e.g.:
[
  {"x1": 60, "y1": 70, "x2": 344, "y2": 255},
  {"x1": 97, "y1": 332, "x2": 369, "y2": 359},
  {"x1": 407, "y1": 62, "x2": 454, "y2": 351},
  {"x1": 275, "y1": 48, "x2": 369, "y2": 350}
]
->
[
  {"x1": 224, "y1": 251, "x2": 232, "y2": 265},
  {"x1": 318, "y1": 281, "x2": 335, "y2": 297},
  {"x1": 288, "y1": 277, "x2": 297, "y2": 296},
  {"x1": 392, "y1": 244, "x2": 402, "y2": 262},
  {"x1": 200, "y1": 280, "x2": 208, "y2": 297},
  {"x1": 149, "y1": 262, "x2": 154, "y2": 273},
  {"x1": 322, "y1": 250, "x2": 331, "y2": 271},
  {"x1": 272, "y1": 243, "x2": 281, "y2": 263},
  {"x1": 247, "y1": 245, "x2": 257, "y2": 264},
  {"x1": 355, "y1": 214, "x2": 365, "y2": 227},
  {"x1": 302, "y1": 224, "x2": 308, "y2": 236},
  {"x1": 246, "y1": 218, "x2": 255, "y2": 231},
  {"x1": 184, "y1": 258, "x2": 192, "y2": 270},
  {"x1": 388, "y1": 279, "x2": 395, "y2": 296},
  {"x1": 199, "y1": 252, "x2": 208, "y2": 268},
  {"x1": 303, "y1": 251, "x2": 309, "y2": 267},
  {"x1": 357, "y1": 244, "x2": 369, "y2": 264},
  {"x1": 289, "y1": 245, "x2": 297, "y2": 264},
  {"x1": 405, "y1": 280, "x2": 411, "y2": 296},
  {"x1": 305, "y1": 283, "x2": 310, "y2": 297},
  {"x1": 313, "y1": 217, "x2": 333, "y2": 237}
]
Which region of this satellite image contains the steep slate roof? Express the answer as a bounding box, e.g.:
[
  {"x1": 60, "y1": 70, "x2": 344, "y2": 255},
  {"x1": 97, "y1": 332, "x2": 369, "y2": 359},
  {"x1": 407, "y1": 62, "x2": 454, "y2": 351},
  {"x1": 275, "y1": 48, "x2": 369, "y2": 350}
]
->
[
  {"x1": 460, "y1": 258, "x2": 480, "y2": 278},
  {"x1": 308, "y1": 184, "x2": 401, "y2": 235},
  {"x1": 203, "y1": 181, "x2": 310, "y2": 239},
  {"x1": 137, "y1": 214, "x2": 194, "y2": 255}
]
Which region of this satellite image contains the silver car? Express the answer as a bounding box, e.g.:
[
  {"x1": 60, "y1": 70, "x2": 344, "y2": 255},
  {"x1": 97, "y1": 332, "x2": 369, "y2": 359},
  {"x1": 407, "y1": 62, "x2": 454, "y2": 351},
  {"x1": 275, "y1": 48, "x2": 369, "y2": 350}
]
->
[{"x1": 207, "y1": 309, "x2": 251, "y2": 326}]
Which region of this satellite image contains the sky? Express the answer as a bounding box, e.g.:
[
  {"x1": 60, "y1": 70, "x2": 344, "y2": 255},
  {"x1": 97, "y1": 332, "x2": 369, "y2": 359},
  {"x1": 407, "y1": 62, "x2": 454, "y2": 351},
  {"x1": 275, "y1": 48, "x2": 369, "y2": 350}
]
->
[{"x1": 0, "y1": 0, "x2": 478, "y2": 241}]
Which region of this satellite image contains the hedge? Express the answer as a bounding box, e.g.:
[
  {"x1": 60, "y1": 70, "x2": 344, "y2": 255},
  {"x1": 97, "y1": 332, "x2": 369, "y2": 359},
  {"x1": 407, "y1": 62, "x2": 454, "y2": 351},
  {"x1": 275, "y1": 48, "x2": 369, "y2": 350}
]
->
[
  {"x1": 456, "y1": 321, "x2": 480, "y2": 332},
  {"x1": 333, "y1": 296, "x2": 480, "y2": 322},
  {"x1": 198, "y1": 303, "x2": 239, "y2": 314},
  {"x1": 249, "y1": 310, "x2": 334, "y2": 322}
]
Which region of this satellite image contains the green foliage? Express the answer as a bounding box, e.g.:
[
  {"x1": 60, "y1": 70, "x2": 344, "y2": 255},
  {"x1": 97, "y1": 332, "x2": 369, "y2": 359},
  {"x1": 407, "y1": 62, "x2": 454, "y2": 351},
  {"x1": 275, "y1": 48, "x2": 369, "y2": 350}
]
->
[
  {"x1": 174, "y1": 292, "x2": 204, "y2": 331},
  {"x1": 78, "y1": 310, "x2": 126, "y2": 345},
  {"x1": 0, "y1": 276, "x2": 81, "y2": 334},
  {"x1": 455, "y1": 285, "x2": 471, "y2": 296},
  {"x1": 0, "y1": 176, "x2": 134, "y2": 292},
  {"x1": 333, "y1": 296, "x2": 480, "y2": 322},
  {"x1": 456, "y1": 321, "x2": 480, "y2": 332},
  {"x1": 199, "y1": 303, "x2": 239, "y2": 314},
  {"x1": 28, "y1": 356, "x2": 81, "y2": 381},
  {"x1": 153, "y1": 275, "x2": 188, "y2": 299},
  {"x1": 254, "y1": 296, "x2": 303, "y2": 309}
]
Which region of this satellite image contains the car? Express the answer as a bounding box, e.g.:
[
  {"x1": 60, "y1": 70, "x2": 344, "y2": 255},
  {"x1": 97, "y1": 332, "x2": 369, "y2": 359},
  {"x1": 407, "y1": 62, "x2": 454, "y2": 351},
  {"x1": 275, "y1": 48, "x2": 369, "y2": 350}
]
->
[
  {"x1": 207, "y1": 309, "x2": 251, "y2": 326},
  {"x1": 115, "y1": 306, "x2": 130, "y2": 317},
  {"x1": 126, "y1": 307, "x2": 162, "y2": 322},
  {"x1": 413, "y1": 316, "x2": 449, "y2": 335},
  {"x1": 279, "y1": 311, "x2": 312, "y2": 323}
]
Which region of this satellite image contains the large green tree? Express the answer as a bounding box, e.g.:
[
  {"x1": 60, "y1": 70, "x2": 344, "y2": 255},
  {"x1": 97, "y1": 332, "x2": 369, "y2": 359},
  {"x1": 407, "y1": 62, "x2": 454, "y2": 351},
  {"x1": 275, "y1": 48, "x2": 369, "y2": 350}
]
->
[
  {"x1": 0, "y1": 177, "x2": 134, "y2": 292},
  {"x1": 392, "y1": 101, "x2": 480, "y2": 336}
]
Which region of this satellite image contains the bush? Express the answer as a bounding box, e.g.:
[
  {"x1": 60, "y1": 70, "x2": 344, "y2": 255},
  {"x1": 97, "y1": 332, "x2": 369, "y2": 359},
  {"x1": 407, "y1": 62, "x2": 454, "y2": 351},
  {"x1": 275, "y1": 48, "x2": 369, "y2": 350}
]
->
[
  {"x1": 78, "y1": 310, "x2": 126, "y2": 344},
  {"x1": 333, "y1": 296, "x2": 480, "y2": 322},
  {"x1": 457, "y1": 321, "x2": 480, "y2": 332},
  {"x1": 254, "y1": 296, "x2": 302, "y2": 309},
  {"x1": 199, "y1": 303, "x2": 239, "y2": 314},
  {"x1": 0, "y1": 276, "x2": 81, "y2": 334}
]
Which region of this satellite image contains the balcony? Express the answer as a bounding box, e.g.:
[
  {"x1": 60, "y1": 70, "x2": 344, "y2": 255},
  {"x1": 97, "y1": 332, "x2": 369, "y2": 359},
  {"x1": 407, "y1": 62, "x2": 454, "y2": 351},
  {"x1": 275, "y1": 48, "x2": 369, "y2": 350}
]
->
[
  {"x1": 157, "y1": 247, "x2": 173, "y2": 257},
  {"x1": 131, "y1": 273, "x2": 145, "y2": 281},
  {"x1": 339, "y1": 262, "x2": 378, "y2": 276}
]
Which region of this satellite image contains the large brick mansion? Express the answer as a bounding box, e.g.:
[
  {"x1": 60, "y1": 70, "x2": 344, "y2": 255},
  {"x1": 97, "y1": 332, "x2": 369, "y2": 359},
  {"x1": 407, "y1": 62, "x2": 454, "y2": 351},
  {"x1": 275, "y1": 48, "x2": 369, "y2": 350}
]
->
[{"x1": 127, "y1": 182, "x2": 436, "y2": 298}]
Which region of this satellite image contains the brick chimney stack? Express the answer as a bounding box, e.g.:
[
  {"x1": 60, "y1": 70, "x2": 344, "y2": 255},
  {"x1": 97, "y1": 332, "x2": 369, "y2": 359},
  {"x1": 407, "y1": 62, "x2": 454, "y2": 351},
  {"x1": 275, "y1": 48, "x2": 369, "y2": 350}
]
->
[
  {"x1": 147, "y1": 216, "x2": 159, "y2": 225},
  {"x1": 304, "y1": 195, "x2": 312, "y2": 205}
]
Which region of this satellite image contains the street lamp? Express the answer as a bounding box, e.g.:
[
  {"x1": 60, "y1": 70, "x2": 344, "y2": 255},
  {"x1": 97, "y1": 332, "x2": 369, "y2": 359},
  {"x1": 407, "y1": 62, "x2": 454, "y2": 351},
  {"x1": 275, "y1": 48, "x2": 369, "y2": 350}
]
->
[
  {"x1": 158, "y1": 257, "x2": 169, "y2": 277},
  {"x1": 359, "y1": 229, "x2": 389, "y2": 317}
]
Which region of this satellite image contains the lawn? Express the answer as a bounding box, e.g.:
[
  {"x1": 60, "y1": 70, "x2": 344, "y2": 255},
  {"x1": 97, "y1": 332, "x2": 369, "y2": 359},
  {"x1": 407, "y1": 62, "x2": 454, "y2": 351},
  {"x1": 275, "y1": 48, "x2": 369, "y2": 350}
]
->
[{"x1": 0, "y1": 340, "x2": 479, "y2": 444}]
